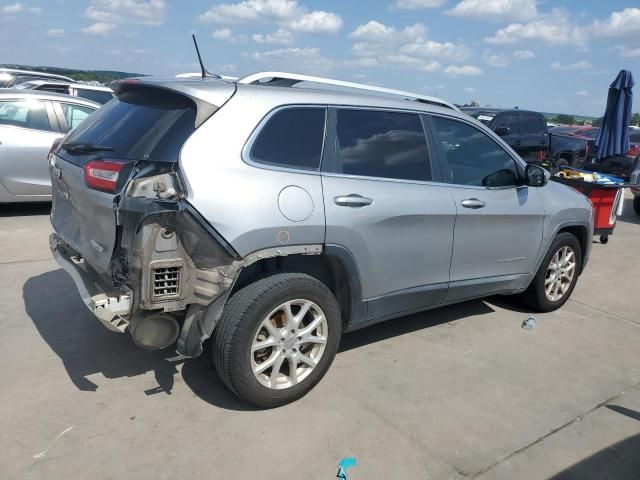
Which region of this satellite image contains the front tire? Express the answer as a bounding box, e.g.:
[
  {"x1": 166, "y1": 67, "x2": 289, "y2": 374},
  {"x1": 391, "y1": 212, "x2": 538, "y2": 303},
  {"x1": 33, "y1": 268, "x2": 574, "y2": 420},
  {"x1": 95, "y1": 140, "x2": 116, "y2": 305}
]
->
[
  {"x1": 633, "y1": 195, "x2": 640, "y2": 216},
  {"x1": 521, "y1": 233, "x2": 582, "y2": 312},
  {"x1": 212, "y1": 273, "x2": 341, "y2": 408}
]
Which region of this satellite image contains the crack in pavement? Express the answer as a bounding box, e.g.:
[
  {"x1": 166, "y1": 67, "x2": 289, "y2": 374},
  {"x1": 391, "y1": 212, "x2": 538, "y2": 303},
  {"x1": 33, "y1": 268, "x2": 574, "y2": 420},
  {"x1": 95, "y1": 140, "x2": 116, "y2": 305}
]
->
[
  {"x1": 469, "y1": 381, "x2": 640, "y2": 478},
  {"x1": 568, "y1": 298, "x2": 640, "y2": 327},
  {"x1": 0, "y1": 258, "x2": 56, "y2": 266}
]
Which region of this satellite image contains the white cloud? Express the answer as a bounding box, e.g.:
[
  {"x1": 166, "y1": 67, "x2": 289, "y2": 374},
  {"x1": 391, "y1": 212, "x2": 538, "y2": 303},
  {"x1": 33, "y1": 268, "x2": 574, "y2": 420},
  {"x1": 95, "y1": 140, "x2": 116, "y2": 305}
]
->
[
  {"x1": 219, "y1": 63, "x2": 237, "y2": 73},
  {"x1": 28, "y1": 6, "x2": 41, "y2": 14},
  {"x1": 576, "y1": 90, "x2": 589, "y2": 96},
  {"x1": 614, "y1": 46, "x2": 640, "y2": 58},
  {"x1": 550, "y1": 60, "x2": 592, "y2": 71},
  {"x1": 391, "y1": 0, "x2": 447, "y2": 10},
  {"x1": 46, "y1": 28, "x2": 65, "y2": 37},
  {"x1": 592, "y1": 8, "x2": 640, "y2": 38},
  {"x1": 1, "y1": 3, "x2": 22, "y2": 14},
  {"x1": 444, "y1": 64, "x2": 483, "y2": 76},
  {"x1": 288, "y1": 11, "x2": 342, "y2": 33},
  {"x1": 212, "y1": 28, "x2": 247, "y2": 43},
  {"x1": 514, "y1": 49, "x2": 535, "y2": 59},
  {"x1": 464, "y1": 86, "x2": 476, "y2": 92},
  {"x1": 447, "y1": 0, "x2": 538, "y2": 22},
  {"x1": 350, "y1": 21, "x2": 427, "y2": 46},
  {"x1": 82, "y1": 22, "x2": 117, "y2": 35},
  {"x1": 483, "y1": 50, "x2": 508, "y2": 67},
  {"x1": 249, "y1": 47, "x2": 336, "y2": 73},
  {"x1": 348, "y1": 20, "x2": 468, "y2": 74},
  {"x1": 485, "y1": 9, "x2": 586, "y2": 45},
  {"x1": 252, "y1": 28, "x2": 293, "y2": 45},
  {"x1": 199, "y1": 0, "x2": 342, "y2": 34},
  {"x1": 84, "y1": 0, "x2": 165, "y2": 32}
]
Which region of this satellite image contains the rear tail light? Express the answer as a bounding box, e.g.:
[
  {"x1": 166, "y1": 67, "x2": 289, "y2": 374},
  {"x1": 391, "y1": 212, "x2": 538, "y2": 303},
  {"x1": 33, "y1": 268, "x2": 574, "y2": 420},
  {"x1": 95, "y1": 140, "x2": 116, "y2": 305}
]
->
[
  {"x1": 84, "y1": 159, "x2": 125, "y2": 193},
  {"x1": 627, "y1": 144, "x2": 640, "y2": 157},
  {"x1": 48, "y1": 138, "x2": 62, "y2": 164}
]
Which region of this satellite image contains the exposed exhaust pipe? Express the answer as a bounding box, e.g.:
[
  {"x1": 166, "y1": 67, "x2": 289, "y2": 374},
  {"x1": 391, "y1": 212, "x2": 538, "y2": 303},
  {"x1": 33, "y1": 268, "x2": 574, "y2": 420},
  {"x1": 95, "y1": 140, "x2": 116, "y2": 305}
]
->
[{"x1": 129, "y1": 311, "x2": 180, "y2": 349}]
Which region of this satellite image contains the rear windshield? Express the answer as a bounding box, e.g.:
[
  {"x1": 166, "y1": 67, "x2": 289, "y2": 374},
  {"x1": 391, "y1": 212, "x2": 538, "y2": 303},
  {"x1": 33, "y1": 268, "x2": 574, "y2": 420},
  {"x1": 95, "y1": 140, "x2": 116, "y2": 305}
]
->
[
  {"x1": 76, "y1": 89, "x2": 114, "y2": 105},
  {"x1": 63, "y1": 88, "x2": 197, "y2": 162}
]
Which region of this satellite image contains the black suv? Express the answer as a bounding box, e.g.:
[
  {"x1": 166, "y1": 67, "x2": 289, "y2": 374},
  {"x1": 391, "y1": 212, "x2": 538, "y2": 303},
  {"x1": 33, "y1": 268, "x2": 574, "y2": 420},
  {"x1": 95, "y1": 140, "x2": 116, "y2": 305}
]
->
[{"x1": 461, "y1": 108, "x2": 549, "y2": 164}]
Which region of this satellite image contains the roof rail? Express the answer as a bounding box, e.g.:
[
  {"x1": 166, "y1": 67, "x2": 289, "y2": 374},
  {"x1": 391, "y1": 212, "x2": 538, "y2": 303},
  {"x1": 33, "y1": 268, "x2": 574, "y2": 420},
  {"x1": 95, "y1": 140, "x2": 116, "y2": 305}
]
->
[{"x1": 238, "y1": 71, "x2": 459, "y2": 111}]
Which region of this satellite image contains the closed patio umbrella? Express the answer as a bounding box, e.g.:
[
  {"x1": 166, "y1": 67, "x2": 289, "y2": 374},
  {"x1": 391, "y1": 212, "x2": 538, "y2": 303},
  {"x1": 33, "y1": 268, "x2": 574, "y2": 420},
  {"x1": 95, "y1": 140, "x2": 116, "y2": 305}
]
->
[{"x1": 595, "y1": 70, "x2": 634, "y2": 159}]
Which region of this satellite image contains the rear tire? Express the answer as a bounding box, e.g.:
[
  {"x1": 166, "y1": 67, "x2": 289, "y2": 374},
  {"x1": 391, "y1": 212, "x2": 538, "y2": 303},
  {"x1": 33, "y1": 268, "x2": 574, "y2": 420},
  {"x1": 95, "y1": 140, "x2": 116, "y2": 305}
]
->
[
  {"x1": 633, "y1": 196, "x2": 640, "y2": 216},
  {"x1": 521, "y1": 233, "x2": 582, "y2": 312},
  {"x1": 212, "y1": 273, "x2": 341, "y2": 408}
]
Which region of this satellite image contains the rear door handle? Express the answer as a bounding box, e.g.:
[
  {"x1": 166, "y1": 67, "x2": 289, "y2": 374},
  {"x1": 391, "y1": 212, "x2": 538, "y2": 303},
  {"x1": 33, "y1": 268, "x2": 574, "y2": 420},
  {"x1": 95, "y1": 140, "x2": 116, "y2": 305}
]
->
[
  {"x1": 334, "y1": 194, "x2": 373, "y2": 207},
  {"x1": 461, "y1": 198, "x2": 486, "y2": 209}
]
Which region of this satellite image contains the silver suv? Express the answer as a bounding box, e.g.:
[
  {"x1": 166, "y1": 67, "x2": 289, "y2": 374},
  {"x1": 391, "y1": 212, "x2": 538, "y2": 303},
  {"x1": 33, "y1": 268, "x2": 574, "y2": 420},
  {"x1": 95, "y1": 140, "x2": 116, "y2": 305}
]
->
[{"x1": 49, "y1": 73, "x2": 593, "y2": 407}]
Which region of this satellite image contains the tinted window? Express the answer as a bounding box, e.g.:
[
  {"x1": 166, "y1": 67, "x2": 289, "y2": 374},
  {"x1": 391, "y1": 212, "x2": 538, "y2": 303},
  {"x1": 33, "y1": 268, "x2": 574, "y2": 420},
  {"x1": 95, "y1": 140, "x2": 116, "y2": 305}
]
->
[
  {"x1": 60, "y1": 103, "x2": 95, "y2": 130},
  {"x1": 491, "y1": 113, "x2": 517, "y2": 130},
  {"x1": 431, "y1": 116, "x2": 518, "y2": 187},
  {"x1": 630, "y1": 133, "x2": 640, "y2": 143},
  {"x1": 251, "y1": 108, "x2": 325, "y2": 170},
  {"x1": 0, "y1": 100, "x2": 51, "y2": 131},
  {"x1": 63, "y1": 88, "x2": 197, "y2": 163},
  {"x1": 520, "y1": 114, "x2": 545, "y2": 134},
  {"x1": 76, "y1": 89, "x2": 114, "y2": 105},
  {"x1": 335, "y1": 109, "x2": 431, "y2": 181}
]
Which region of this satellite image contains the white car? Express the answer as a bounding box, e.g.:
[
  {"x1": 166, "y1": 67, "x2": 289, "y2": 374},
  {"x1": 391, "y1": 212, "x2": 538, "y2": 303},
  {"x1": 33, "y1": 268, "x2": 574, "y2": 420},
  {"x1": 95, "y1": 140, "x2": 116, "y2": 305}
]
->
[{"x1": 16, "y1": 80, "x2": 115, "y2": 105}]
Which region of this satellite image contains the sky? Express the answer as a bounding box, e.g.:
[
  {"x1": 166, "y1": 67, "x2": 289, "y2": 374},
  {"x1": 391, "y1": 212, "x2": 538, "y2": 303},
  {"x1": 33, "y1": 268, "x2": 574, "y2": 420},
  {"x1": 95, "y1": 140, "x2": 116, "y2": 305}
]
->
[{"x1": 1, "y1": 0, "x2": 639, "y2": 116}]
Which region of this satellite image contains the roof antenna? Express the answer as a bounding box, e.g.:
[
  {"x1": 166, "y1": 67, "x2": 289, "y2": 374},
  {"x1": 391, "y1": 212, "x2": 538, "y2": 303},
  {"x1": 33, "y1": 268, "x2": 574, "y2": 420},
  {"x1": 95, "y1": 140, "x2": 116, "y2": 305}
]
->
[{"x1": 192, "y1": 34, "x2": 220, "y2": 79}]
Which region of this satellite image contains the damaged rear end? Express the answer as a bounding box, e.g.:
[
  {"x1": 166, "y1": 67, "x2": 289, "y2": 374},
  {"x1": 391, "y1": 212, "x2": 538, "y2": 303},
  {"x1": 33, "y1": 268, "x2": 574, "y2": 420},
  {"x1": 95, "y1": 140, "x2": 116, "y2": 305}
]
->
[{"x1": 49, "y1": 77, "x2": 243, "y2": 356}]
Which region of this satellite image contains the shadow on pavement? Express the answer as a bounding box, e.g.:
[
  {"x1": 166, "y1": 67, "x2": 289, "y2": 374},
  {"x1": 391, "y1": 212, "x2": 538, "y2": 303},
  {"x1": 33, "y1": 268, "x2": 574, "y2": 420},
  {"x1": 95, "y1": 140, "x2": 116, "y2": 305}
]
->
[
  {"x1": 24, "y1": 268, "x2": 530, "y2": 411},
  {"x1": 0, "y1": 202, "x2": 51, "y2": 217},
  {"x1": 549, "y1": 433, "x2": 640, "y2": 480}
]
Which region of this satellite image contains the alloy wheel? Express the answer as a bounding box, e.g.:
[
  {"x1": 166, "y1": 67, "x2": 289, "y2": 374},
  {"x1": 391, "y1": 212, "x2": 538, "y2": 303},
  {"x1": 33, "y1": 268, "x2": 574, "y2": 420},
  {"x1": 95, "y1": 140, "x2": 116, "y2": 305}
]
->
[
  {"x1": 544, "y1": 246, "x2": 576, "y2": 302},
  {"x1": 251, "y1": 299, "x2": 328, "y2": 390}
]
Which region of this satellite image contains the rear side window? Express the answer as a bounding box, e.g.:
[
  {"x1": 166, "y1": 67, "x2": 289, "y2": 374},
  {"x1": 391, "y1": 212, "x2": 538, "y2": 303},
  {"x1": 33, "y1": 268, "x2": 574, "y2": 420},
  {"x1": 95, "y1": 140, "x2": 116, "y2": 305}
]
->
[
  {"x1": 0, "y1": 100, "x2": 51, "y2": 131},
  {"x1": 491, "y1": 113, "x2": 517, "y2": 130},
  {"x1": 520, "y1": 114, "x2": 545, "y2": 134},
  {"x1": 250, "y1": 107, "x2": 325, "y2": 170},
  {"x1": 76, "y1": 89, "x2": 114, "y2": 105},
  {"x1": 335, "y1": 109, "x2": 431, "y2": 181},
  {"x1": 63, "y1": 88, "x2": 197, "y2": 162},
  {"x1": 431, "y1": 116, "x2": 518, "y2": 187},
  {"x1": 60, "y1": 103, "x2": 95, "y2": 130}
]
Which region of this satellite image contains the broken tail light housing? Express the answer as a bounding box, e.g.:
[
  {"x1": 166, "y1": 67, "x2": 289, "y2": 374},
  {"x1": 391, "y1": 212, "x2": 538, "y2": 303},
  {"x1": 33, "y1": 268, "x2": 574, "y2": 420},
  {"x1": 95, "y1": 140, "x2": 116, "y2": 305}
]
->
[
  {"x1": 627, "y1": 144, "x2": 640, "y2": 158},
  {"x1": 84, "y1": 159, "x2": 125, "y2": 193}
]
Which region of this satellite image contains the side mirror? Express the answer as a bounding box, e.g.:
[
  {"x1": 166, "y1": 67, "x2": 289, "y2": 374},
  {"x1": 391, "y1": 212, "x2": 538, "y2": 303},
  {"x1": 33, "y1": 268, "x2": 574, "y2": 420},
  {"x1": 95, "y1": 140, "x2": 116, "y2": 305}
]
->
[
  {"x1": 525, "y1": 164, "x2": 550, "y2": 187},
  {"x1": 495, "y1": 126, "x2": 511, "y2": 137}
]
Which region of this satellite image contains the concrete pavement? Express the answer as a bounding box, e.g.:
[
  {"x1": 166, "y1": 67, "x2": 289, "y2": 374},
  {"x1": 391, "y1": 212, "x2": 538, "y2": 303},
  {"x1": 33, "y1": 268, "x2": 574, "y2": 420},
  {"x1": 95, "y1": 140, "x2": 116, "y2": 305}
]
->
[{"x1": 0, "y1": 195, "x2": 639, "y2": 480}]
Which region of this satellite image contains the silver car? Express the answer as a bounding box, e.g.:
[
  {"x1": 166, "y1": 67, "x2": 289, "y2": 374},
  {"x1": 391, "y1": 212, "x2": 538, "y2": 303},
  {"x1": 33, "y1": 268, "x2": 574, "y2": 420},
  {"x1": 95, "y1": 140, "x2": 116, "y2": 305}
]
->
[
  {"x1": 16, "y1": 80, "x2": 115, "y2": 105},
  {"x1": 49, "y1": 73, "x2": 593, "y2": 407},
  {"x1": 0, "y1": 68, "x2": 75, "y2": 88},
  {"x1": 0, "y1": 90, "x2": 99, "y2": 202}
]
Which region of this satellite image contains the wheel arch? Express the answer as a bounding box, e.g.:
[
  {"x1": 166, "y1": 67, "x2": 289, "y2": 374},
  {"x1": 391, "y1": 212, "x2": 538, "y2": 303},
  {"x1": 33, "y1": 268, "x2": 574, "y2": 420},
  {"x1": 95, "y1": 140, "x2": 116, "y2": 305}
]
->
[{"x1": 229, "y1": 244, "x2": 366, "y2": 327}]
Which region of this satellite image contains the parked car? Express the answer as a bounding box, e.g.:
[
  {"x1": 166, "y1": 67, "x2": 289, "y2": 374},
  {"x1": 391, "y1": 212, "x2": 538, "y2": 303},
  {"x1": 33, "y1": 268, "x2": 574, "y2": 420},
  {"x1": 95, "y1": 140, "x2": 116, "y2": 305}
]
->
[
  {"x1": 0, "y1": 68, "x2": 75, "y2": 88},
  {"x1": 631, "y1": 164, "x2": 640, "y2": 215},
  {"x1": 550, "y1": 129, "x2": 640, "y2": 180},
  {"x1": 462, "y1": 108, "x2": 550, "y2": 164},
  {"x1": 49, "y1": 73, "x2": 593, "y2": 407},
  {"x1": 16, "y1": 80, "x2": 115, "y2": 105},
  {"x1": 0, "y1": 90, "x2": 99, "y2": 202}
]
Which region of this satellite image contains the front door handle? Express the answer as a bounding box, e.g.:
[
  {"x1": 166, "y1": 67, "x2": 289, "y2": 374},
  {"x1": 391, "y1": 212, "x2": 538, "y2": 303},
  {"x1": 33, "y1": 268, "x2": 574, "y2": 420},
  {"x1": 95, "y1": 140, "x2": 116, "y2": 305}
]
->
[
  {"x1": 461, "y1": 198, "x2": 486, "y2": 209},
  {"x1": 334, "y1": 194, "x2": 373, "y2": 207}
]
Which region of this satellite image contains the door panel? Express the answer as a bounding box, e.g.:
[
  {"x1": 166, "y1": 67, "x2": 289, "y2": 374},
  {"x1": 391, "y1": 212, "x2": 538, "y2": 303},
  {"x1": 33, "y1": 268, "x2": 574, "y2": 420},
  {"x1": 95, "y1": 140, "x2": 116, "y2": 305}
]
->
[
  {"x1": 323, "y1": 175, "x2": 456, "y2": 301},
  {"x1": 0, "y1": 125, "x2": 61, "y2": 195},
  {"x1": 518, "y1": 113, "x2": 548, "y2": 163},
  {"x1": 448, "y1": 185, "x2": 544, "y2": 282}
]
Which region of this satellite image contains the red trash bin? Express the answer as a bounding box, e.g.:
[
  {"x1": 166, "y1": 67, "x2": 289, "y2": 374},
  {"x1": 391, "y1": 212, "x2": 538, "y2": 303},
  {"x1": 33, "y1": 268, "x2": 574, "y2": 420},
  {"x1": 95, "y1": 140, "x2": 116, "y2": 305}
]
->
[{"x1": 551, "y1": 176, "x2": 624, "y2": 244}]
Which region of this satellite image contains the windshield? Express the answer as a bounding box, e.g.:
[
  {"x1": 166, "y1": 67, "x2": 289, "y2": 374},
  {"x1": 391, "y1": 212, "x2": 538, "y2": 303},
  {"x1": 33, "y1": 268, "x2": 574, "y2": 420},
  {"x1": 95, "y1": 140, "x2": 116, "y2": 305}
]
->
[{"x1": 62, "y1": 88, "x2": 197, "y2": 164}]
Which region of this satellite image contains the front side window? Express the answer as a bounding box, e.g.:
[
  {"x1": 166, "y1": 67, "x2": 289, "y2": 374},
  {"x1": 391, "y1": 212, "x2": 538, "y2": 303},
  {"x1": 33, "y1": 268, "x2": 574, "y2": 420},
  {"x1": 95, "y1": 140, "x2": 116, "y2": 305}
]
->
[
  {"x1": 60, "y1": 103, "x2": 95, "y2": 130},
  {"x1": 520, "y1": 114, "x2": 545, "y2": 134},
  {"x1": 431, "y1": 116, "x2": 518, "y2": 187},
  {"x1": 491, "y1": 113, "x2": 517, "y2": 130},
  {"x1": 0, "y1": 99, "x2": 51, "y2": 131},
  {"x1": 335, "y1": 109, "x2": 431, "y2": 181},
  {"x1": 250, "y1": 107, "x2": 325, "y2": 170}
]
